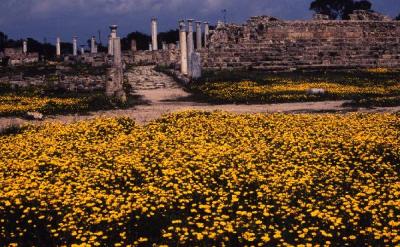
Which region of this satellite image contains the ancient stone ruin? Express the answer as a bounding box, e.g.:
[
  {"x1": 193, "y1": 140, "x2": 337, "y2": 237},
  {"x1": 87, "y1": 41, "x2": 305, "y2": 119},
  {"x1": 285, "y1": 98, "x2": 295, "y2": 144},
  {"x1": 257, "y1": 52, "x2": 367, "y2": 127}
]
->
[
  {"x1": 130, "y1": 10, "x2": 400, "y2": 73},
  {"x1": 1, "y1": 10, "x2": 399, "y2": 95}
]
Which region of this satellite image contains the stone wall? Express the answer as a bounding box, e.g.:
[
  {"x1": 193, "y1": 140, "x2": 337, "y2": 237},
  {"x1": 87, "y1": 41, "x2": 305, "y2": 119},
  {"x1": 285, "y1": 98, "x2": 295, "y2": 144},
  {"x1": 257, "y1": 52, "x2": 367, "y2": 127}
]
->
[
  {"x1": 131, "y1": 49, "x2": 180, "y2": 67},
  {"x1": 201, "y1": 16, "x2": 400, "y2": 70},
  {"x1": 1, "y1": 48, "x2": 39, "y2": 66},
  {"x1": 0, "y1": 72, "x2": 105, "y2": 92}
]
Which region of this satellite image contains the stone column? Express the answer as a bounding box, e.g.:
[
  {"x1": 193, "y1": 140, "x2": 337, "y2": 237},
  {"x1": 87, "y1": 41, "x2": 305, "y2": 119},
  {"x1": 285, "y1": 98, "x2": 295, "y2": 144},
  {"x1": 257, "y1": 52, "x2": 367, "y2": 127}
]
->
[
  {"x1": 204, "y1": 22, "x2": 209, "y2": 47},
  {"x1": 91, "y1": 36, "x2": 96, "y2": 54},
  {"x1": 80, "y1": 46, "x2": 85, "y2": 55},
  {"x1": 131, "y1": 39, "x2": 137, "y2": 52},
  {"x1": 149, "y1": 44, "x2": 153, "y2": 51},
  {"x1": 23, "y1": 40, "x2": 28, "y2": 54},
  {"x1": 151, "y1": 18, "x2": 158, "y2": 51},
  {"x1": 72, "y1": 36, "x2": 78, "y2": 56},
  {"x1": 196, "y1": 21, "x2": 202, "y2": 50},
  {"x1": 108, "y1": 35, "x2": 113, "y2": 55},
  {"x1": 56, "y1": 37, "x2": 61, "y2": 57},
  {"x1": 109, "y1": 25, "x2": 118, "y2": 55},
  {"x1": 106, "y1": 36, "x2": 126, "y2": 102},
  {"x1": 187, "y1": 19, "x2": 194, "y2": 76},
  {"x1": 179, "y1": 20, "x2": 188, "y2": 75},
  {"x1": 162, "y1": 41, "x2": 167, "y2": 50},
  {"x1": 113, "y1": 37, "x2": 122, "y2": 67}
]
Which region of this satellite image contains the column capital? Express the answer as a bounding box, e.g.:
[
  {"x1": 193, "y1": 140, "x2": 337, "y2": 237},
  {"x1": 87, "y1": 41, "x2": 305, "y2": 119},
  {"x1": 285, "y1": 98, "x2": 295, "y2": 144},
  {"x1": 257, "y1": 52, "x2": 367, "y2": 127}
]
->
[{"x1": 179, "y1": 20, "x2": 186, "y2": 31}]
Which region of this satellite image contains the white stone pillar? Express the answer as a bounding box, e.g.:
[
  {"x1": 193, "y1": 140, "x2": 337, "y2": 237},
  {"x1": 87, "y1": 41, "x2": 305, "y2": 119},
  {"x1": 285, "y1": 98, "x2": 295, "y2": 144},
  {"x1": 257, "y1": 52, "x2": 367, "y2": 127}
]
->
[
  {"x1": 109, "y1": 25, "x2": 118, "y2": 55},
  {"x1": 113, "y1": 37, "x2": 122, "y2": 67},
  {"x1": 204, "y1": 22, "x2": 209, "y2": 47},
  {"x1": 187, "y1": 19, "x2": 194, "y2": 76},
  {"x1": 196, "y1": 21, "x2": 202, "y2": 50},
  {"x1": 162, "y1": 42, "x2": 167, "y2": 50},
  {"x1": 149, "y1": 44, "x2": 153, "y2": 51},
  {"x1": 72, "y1": 36, "x2": 78, "y2": 56},
  {"x1": 80, "y1": 47, "x2": 85, "y2": 55},
  {"x1": 56, "y1": 37, "x2": 61, "y2": 57},
  {"x1": 108, "y1": 35, "x2": 113, "y2": 55},
  {"x1": 151, "y1": 18, "x2": 158, "y2": 51},
  {"x1": 179, "y1": 20, "x2": 188, "y2": 75},
  {"x1": 23, "y1": 40, "x2": 28, "y2": 54},
  {"x1": 91, "y1": 36, "x2": 96, "y2": 54}
]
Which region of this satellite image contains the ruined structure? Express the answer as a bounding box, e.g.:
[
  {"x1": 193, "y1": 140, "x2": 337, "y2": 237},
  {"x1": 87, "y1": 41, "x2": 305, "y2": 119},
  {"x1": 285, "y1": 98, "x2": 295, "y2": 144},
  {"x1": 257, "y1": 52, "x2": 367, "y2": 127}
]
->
[
  {"x1": 128, "y1": 11, "x2": 399, "y2": 73},
  {"x1": 202, "y1": 12, "x2": 400, "y2": 70},
  {"x1": 0, "y1": 47, "x2": 39, "y2": 66}
]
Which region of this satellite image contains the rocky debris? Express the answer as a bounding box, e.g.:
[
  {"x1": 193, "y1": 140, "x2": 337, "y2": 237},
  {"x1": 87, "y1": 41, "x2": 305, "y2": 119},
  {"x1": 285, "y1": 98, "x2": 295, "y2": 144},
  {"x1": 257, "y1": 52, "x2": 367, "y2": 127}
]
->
[
  {"x1": 25, "y1": 112, "x2": 44, "y2": 121},
  {"x1": 127, "y1": 66, "x2": 181, "y2": 90},
  {"x1": 349, "y1": 10, "x2": 391, "y2": 21},
  {"x1": 313, "y1": 14, "x2": 330, "y2": 20},
  {"x1": 307, "y1": 88, "x2": 326, "y2": 95}
]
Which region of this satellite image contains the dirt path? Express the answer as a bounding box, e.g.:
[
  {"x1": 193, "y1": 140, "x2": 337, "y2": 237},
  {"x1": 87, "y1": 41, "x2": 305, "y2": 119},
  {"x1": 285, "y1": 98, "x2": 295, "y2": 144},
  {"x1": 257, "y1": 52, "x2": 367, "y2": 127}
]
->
[{"x1": 1, "y1": 65, "x2": 399, "y2": 130}]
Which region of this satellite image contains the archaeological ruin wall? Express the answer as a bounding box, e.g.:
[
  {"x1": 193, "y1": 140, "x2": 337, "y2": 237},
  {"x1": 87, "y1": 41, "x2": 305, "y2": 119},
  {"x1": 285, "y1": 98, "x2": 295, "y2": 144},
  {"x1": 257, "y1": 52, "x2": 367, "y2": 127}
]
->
[{"x1": 201, "y1": 16, "x2": 400, "y2": 70}]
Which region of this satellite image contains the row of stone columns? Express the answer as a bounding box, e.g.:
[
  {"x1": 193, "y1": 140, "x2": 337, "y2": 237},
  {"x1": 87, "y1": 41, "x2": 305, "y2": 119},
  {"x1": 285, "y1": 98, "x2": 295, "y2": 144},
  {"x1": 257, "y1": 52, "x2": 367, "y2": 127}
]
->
[
  {"x1": 149, "y1": 18, "x2": 209, "y2": 52},
  {"x1": 179, "y1": 19, "x2": 209, "y2": 77},
  {"x1": 54, "y1": 24, "x2": 119, "y2": 57}
]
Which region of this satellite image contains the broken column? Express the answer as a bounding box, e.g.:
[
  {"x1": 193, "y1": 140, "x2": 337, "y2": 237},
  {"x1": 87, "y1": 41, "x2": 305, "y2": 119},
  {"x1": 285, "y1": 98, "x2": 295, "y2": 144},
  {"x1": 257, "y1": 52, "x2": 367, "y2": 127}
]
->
[
  {"x1": 162, "y1": 42, "x2": 167, "y2": 50},
  {"x1": 106, "y1": 37, "x2": 126, "y2": 102},
  {"x1": 23, "y1": 40, "x2": 28, "y2": 54},
  {"x1": 56, "y1": 37, "x2": 61, "y2": 57},
  {"x1": 196, "y1": 21, "x2": 202, "y2": 50},
  {"x1": 80, "y1": 46, "x2": 85, "y2": 55},
  {"x1": 91, "y1": 36, "x2": 97, "y2": 54},
  {"x1": 204, "y1": 22, "x2": 209, "y2": 47},
  {"x1": 131, "y1": 39, "x2": 137, "y2": 52},
  {"x1": 190, "y1": 52, "x2": 202, "y2": 79},
  {"x1": 149, "y1": 44, "x2": 153, "y2": 51},
  {"x1": 179, "y1": 20, "x2": 188, "y2": 75},
  {"x1": 113, "y1": 37, "x2": 122, "y2": 67},
  {"x1": 72, "y1": 36, "x2": 78, "y2": 56},
  {"x1": 108, "y1": 25, "x2": 118, "y2": 55},
  {"x1": 151, "y1": 18, "x2": 158, "y2": 51},
  {"x1": 187, "y1": 19, "x2": 194, "y2": 76}
]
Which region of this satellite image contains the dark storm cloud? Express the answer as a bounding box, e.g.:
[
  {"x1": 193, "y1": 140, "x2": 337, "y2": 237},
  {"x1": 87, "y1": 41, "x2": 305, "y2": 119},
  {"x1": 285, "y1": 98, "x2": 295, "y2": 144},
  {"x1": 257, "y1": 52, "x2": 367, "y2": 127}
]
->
[{"x1": 0, "y1": 0, "x2": 399, "y2": 44}]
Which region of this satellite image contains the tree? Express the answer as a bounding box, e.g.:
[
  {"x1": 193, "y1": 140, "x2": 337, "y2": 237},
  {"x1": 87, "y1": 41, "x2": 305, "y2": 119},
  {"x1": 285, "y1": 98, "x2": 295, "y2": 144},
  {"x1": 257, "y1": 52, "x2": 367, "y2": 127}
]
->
[
  {"x1": 396, "y1": 14, "x2": 400, "y2": 20},
  {"x1": 310, "y1": 0, "x2": 372, "y2": 20},
  {"x1": 121, "y1": 32, "x2": 151, "y2": 51},
  {"x1": 0, "y1": 32, "x2": 8, "y2": 52}
]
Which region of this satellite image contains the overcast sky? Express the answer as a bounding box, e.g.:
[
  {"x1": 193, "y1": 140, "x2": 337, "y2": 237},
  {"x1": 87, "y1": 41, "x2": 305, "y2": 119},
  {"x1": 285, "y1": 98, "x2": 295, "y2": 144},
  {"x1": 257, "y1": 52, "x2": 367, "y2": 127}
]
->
[{"x1": 0, "y1": 0, "x2": 399, "y2": 46}]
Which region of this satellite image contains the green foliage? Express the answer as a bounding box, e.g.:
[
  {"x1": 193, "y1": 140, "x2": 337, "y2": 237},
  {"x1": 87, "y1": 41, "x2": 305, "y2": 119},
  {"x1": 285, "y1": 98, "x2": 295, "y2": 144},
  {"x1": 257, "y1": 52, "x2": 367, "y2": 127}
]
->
[{"x1": 310, "y1": 0, "x2": 372, "y2": 19}]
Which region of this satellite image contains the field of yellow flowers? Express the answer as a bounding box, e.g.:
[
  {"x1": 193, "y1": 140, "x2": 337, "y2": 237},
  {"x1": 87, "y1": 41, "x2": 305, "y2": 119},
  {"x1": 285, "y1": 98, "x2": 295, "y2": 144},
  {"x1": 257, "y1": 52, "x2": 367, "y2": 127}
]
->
[
  {"x1": 0, "y1": 111, "x2": 399, "y2": 246},
  {"x1": 0, "y1": 95, "x2": 88, "y2": 117},
  {"x1": 191, "y1": 69, "x2": 400, "y2": 105}
]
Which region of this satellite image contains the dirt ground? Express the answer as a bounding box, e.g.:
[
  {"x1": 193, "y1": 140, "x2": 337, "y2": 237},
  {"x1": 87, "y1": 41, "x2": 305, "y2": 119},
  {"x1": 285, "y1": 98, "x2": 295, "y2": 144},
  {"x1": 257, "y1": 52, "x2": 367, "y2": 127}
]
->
[{"x1": 1, "y1": 66, "x2": 399, "y2": 130}]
